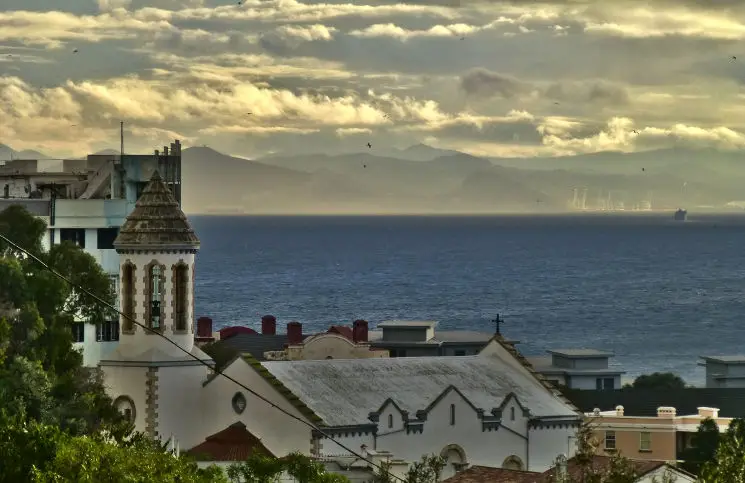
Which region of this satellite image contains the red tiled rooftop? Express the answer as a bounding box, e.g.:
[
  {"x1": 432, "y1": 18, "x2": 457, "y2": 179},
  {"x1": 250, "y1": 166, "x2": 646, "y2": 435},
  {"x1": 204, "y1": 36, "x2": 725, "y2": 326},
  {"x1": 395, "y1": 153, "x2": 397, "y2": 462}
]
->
[
  {"x1": 327, "y1": 325, "x2": 353, "y2": 340},
  {"x1": 185, "y1": 422, "x2": 274, "y2": 462}
]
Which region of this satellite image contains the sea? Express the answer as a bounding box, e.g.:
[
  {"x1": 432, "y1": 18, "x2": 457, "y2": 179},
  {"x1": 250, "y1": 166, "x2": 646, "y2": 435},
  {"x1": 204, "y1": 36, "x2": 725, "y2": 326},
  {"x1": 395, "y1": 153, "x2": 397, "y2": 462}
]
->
[{"x1": 190, "y1": 213, "x2": 745, "y2": 387}]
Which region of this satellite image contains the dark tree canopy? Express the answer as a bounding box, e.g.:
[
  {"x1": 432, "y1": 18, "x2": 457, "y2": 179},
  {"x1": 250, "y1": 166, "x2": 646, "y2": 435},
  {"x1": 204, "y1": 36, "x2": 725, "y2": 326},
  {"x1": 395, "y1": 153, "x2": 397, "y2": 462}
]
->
[
  {"x1": 681, "y1": 418, "x2": 721, "y2": 475},
  {"x1": 629, "y1": 372, "x2": 686, "y2": 390}
]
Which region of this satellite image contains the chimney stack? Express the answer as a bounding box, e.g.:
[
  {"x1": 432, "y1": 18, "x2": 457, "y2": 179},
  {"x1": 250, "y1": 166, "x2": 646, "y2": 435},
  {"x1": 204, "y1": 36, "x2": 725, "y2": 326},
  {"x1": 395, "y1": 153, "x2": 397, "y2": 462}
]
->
[
  {"x1": 657, "y1": 406, "x2": 676, "y2": 418},
  {"x1": 261, "y1": 315, "x2": 277, "y2": 335},
  {"x1": 163, "y1": 146, "x2": 169, "y2": 156},
  {"x1": 353, "y1": 319, "x2": 369, "y2": 343},
  {"x1": 615, "y1": 405, "x2": 624, "y2": 417},
  {"x1": 154, "y1": 149, "x2": 159, "y2": 156},
  {"x1": 175, "y1": 139, "x2": 181, "y2": 154},
  {"x1": 698, "y1": 407, "x2": 720, "y2": 419},
  {"x1": 196, "y1": 317, "x2": 213, "y2": 337},
  {"x1": 287, "y1": 321, "x2": 303, "y2": 345}
]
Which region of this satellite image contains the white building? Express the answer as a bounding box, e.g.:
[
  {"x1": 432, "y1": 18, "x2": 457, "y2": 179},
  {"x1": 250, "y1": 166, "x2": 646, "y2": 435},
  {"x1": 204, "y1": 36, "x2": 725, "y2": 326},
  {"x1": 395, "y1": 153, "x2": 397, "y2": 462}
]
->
[
  {"x1": 527, "y1": 349, "x2": 625, "y2": 391},
  {"x1": 0, "y1": 141, "x2": 183, "y2": 366},
  {"x1": 98, "y1": 171, "x2": 584, "y2": 478}
]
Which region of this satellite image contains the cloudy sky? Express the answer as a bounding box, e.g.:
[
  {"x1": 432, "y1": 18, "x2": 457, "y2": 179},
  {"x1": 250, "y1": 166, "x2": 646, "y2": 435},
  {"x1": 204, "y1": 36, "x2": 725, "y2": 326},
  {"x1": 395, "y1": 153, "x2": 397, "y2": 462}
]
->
[{"x1": 2, "y1": 0, "x2": 745, "y2": 159}]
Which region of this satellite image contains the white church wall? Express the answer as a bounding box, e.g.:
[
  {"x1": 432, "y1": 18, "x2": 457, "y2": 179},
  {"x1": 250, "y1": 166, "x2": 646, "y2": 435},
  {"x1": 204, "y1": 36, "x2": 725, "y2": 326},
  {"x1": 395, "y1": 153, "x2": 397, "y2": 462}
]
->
[
  {"x1": 528, "y1": 425, "x2": 579, "y2": 472},
  {"x1": 374, "y1": 389, "x2": 528, "y2": 472},
  {"x1": 318, "y1": 432, "x2": 374, "y2": 458},
  {"x1": 199, "y1": 359, "x2": 313, "y2": 457},
  {"x1": 155, "y1": 365, "x2": 214, "y2": 449},
  {"x1": 101, "y1": 365, "x2": 149, "y2": 433}
]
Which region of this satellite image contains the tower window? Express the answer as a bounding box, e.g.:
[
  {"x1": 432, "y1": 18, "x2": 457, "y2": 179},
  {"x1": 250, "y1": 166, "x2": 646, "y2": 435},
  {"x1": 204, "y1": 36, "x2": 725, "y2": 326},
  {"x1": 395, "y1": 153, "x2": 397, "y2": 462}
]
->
[
  {"x1": 147, "y1": 263, "x2": 164, "y2": 331},
  {"x1": 173, "y1": 263, "x2": 189, "y2": 332},
  {"x1": 121, "y1": 263, "x2": 135, "y2": 332},
  {"x1": 450, "y1": 404, "x2": 456, "y2": 426}
]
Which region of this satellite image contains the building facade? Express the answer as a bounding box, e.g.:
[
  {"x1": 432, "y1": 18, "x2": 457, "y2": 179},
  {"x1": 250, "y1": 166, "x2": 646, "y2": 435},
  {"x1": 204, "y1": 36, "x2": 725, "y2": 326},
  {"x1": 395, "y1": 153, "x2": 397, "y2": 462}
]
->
[
  {"x1": 0, "y1": 141, "x2": 183, "y2": 366},
  {"x1": 587, "y1": 405, "x2": 731, "y2": 462},
  {"x1": 527, "y1": 349, "x2": 625, "y2": 390}
]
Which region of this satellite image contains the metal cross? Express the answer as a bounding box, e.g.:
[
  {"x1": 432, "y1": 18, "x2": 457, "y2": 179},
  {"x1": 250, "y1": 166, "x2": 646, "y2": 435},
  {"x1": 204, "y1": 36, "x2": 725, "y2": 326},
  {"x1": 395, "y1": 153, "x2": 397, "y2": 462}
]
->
[{"x1": 492, "y1": 314, "x2": 504, "y2": 335}]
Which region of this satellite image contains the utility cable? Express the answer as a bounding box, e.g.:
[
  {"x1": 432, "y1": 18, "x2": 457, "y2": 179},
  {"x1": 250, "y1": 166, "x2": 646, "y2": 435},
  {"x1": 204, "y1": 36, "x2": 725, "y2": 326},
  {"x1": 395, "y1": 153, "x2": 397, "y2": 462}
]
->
[{"x1": 0, "y1": 233, "x2": 406, "y2": 482}]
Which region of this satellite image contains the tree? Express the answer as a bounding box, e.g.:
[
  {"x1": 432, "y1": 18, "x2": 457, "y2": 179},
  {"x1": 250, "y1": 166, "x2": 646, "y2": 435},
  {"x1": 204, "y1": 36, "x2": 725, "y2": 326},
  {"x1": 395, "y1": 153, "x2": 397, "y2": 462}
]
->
[
  {"x1": 626, "y1": 372, "x2": 686, "y2": 390},
  {"x1": 374, "y1": 454, "x2": 446, "y2": 483},
  {"x1": 0, "y1": 206, "x2": 123, "y2": 438},
  {"x1": 0, "y1": 410, "x2": 226, "y2": 483},
  {"x1": 226, "y1": 452, "x2": 351, "y2": 482},
  {"x1": 680, "y1": 417, "x2": 720, "y2": 475},
  {"x1": 699, "y1": 418, "x2": 745, "y2": 482}
]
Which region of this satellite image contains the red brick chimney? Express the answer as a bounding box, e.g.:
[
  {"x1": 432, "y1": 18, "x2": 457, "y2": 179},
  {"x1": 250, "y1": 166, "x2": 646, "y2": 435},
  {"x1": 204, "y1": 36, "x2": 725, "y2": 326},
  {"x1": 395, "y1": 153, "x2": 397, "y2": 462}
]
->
[
  {"x1": 261, "y1": 315, "x2": 277, "y2": 335},
  {"x1": 352, "y1": 319, "x2": 368, "y2": 343},
  {"x1": 196, "y1": 317, "x2": 213, "y2": 338},
  {"x1": 287, "y1": 321, "x2": 303, "y2": 345},
  {"x1": 194, "y1": 317, "x2": 214, "y2": 346}
]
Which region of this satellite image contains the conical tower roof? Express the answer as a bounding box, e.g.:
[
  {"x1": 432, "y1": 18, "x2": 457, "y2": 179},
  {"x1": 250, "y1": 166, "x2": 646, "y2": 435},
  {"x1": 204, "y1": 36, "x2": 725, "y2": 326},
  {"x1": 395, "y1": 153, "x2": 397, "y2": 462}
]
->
[{"x1": 114, "y1": 171, "x2": 200, "y2": 252}]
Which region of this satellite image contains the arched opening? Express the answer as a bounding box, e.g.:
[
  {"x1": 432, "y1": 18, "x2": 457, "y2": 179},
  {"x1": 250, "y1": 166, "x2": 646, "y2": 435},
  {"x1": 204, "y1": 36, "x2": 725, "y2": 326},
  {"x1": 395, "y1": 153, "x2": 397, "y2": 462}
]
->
[
  {"x1": 173, "y1": 262, "x2": 189, "y2": 332},
  {"x1": 502, "y1": 455, "x2": 524, "y2": 471},
  {"x1": 113, "y1": 395, "x2": 136, "y2": 424},
  {"x1": 2, "y1": 184, "x2": 8, "y2": 199},
  {"x1": 146, "y1": 262, "x2": 164, "y2": 331},
  {"x1": 121, "y1": 262, "x2": 135, "y2": 332},
  {"x1": 440, "y1": 444, "x2": 468, "y2": 479}
]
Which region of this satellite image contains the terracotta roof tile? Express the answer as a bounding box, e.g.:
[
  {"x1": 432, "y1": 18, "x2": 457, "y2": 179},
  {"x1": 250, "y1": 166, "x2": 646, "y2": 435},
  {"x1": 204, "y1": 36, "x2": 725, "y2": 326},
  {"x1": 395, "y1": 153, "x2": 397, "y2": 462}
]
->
[
  {"x1": 443, "y1": 466, "x2": 541, "y2": 483},
  {"x1": 327, "y1": 325, "x2": 353, "y2": 340},
  {"x1": 185, "y1": 422, "x2": 274, "y2": 462},
  {"x1": 114, "y1": 171, "x2": 200, "y2": 251}
]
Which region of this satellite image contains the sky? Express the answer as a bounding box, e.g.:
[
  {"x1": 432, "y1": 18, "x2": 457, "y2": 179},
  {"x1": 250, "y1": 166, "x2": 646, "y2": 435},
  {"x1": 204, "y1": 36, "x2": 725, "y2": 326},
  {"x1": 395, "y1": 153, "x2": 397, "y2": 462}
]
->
[{"x1": 2, "y1": 0, "x2": 745, "y2": 159}]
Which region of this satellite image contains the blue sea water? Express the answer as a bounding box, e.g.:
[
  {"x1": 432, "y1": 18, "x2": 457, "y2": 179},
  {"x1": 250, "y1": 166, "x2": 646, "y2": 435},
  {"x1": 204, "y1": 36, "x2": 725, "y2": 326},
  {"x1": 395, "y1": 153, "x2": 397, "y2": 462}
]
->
[{"x1": 190, "y1": 213, "x2": 745, "y2": 386}]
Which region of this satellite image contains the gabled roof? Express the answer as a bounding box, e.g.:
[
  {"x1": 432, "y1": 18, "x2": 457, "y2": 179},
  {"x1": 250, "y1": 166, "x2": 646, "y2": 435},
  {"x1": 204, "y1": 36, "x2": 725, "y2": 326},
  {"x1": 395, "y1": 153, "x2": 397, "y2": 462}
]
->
[
  {"x1": 184, "y1": 422, "x2": 274, "y2": 462},
  {"x1": 444, "y1": 466, "x2": 539, "y2": 483},
  {"x1": 260, "y1": 346, "x2": 579, "y2": 427},
  {"x1": 114, "y1": 171, "x2": 200, "y2": 251}
]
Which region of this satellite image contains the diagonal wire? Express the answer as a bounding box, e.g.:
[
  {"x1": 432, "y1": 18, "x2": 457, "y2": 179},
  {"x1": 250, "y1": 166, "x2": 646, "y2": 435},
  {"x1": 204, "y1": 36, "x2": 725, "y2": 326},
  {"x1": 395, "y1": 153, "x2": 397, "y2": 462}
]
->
[{"x1": 0, "y1": 232, "x2": 405, "y2": 482}]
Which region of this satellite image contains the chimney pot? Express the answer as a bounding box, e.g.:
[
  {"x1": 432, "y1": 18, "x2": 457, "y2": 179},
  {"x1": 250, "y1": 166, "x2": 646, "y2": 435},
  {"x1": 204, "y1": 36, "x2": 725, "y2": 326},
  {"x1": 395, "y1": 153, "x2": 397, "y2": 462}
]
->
[
  {"x1": 163, "y1": 146, "x2": 169, "y2": 156},
  {"x1": 698, "y1": 407, "x2": 719, "y2": 419},
  {"x1": 261, "y1": 315, "x2": 277, "y2": 335},
  {"x1": 615, "y1": 405, "x2": 624, "y2": 416},
  {"x1": 287, "y1": 321, "x2": 303, "y2": 345},
  {"x1": 154, "y1": 149, "x2": 159, "y2": 156},
  {"x1": 657, "y1": 406, "x2": 676, "y2": 418},
  {"x1": 353, "y1": 319, "x2": 369, "y2": 343},
  {"x1": 196, "y1": 317, "x2": 213, "y2": 338}
]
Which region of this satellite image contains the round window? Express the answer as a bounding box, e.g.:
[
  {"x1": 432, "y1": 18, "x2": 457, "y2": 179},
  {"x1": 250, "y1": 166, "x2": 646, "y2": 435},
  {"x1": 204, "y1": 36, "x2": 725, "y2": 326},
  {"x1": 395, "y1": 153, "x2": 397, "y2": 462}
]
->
[{"x1": 232, "y1": 392, "x2": 247, "y2": 414}]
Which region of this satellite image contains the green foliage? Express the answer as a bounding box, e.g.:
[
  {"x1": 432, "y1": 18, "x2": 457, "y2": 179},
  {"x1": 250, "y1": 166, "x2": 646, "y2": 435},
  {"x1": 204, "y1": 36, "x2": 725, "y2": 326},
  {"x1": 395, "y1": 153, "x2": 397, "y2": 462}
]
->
[
  {"x1": 226, "y1": 452, "x2": 350, "y2": 483},
  {"x1": 680, "y1": 417, "x2": 720, "y2": 475},
  {"x1": 0, "y1": 204, "x2": 46, "y2": 258},
  {"x1": 624, "y1": 372, "x2": 686, "y2": 390},
  {"x1": 374, "y1": 454, "x2": 446, "y2": 483},
  {"x1": 699, "y1": 418, "x2": 745, "y2": 482}
]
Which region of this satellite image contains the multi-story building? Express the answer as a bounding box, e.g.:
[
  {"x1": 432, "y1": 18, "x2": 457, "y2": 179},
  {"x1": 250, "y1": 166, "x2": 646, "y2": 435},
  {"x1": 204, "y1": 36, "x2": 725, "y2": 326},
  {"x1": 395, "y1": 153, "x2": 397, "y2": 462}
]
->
[
  {"x1": 0, "y1": 140, "x2": 183, "y2": 366},
  {"x1": 527, "y1": 349, "x2": 625, "y2": 390},
  {"x1": 587, "y1": 405, "x2": 731, "y2": 462}
]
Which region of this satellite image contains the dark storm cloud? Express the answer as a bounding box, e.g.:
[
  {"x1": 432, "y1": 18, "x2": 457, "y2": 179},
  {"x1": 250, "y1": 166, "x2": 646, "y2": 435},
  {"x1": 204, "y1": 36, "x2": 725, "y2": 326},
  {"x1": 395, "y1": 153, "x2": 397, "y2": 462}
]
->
[{"x1": 460, "y1": 68, "x2": 532, "y2": 98}]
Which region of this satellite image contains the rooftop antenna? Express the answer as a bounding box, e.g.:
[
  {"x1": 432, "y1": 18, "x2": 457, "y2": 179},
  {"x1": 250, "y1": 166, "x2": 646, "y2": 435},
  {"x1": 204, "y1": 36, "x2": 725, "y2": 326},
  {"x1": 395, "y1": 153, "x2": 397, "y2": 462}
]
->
[
  {"x1": 492, "y1": 314, "x2": 504, "y2": 336},
  {"x1": 120, "y1": 121, "x2": 124, "y2": 161}
]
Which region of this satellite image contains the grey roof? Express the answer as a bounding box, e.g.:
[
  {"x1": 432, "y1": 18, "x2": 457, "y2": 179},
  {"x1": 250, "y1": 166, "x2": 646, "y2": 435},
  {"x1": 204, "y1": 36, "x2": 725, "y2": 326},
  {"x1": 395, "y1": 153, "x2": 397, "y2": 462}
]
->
[
  {"x1": 701, "y1": 355, "x2": 745, "y2": 364},
  {"x1": 261, "y1": 352, "x2": 579, "y2": 426},
  {"x1": 114, "y1": 171, "x2": 200, "y2": 251},
  {"x1": 548, "y1": 349, "x2": 613, "y2": 358},
  {"x1": 212, "y1": 333, "x2": 294, "y2": 361},
  {"x1": 377, "y1": 320, "x2": 437, "y2": 328},
  {"x1": 367, "y1": 330, "x2": 493, "y2": 345}
]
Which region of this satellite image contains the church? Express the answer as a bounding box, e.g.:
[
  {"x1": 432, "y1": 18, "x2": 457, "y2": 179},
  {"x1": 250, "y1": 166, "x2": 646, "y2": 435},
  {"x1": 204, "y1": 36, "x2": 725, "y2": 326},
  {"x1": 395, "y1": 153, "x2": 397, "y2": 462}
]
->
[{"x1": 99, "y1": 172, "x2": 582, "y2": 477}]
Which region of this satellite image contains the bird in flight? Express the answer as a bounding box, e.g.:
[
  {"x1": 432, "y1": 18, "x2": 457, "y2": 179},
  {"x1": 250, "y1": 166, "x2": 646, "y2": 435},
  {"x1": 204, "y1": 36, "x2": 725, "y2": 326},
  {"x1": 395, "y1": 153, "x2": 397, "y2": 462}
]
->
[
  {"x1": 367, "y1": 142, "x2": 372, "y2": 148},
  {"x1": 732, "y1": 56, "x2": 737, "y2": 61},
  {"x1": 363, "y1": 164, "x2": 367, "y2": 168},
  {"x1": 632, "y1": 129, "x2": 639, "y2": 134},
  {"x1": 73, "y1": 49, "x2": 79, "y2": 53}
]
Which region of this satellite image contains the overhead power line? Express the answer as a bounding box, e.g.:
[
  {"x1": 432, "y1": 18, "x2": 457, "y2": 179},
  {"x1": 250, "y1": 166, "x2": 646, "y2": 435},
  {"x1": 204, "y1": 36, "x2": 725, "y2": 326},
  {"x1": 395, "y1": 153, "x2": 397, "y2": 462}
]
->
[{"x1": 0, "y1": 232, "x2": 405, "y2": 483}]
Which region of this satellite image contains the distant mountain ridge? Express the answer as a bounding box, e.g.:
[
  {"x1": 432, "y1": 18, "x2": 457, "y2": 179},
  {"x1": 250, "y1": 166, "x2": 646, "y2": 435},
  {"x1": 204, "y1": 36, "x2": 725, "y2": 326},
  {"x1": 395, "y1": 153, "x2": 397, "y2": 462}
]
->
[{"x1": 3, "y1": 141, "x2": 745, "y2": 214}]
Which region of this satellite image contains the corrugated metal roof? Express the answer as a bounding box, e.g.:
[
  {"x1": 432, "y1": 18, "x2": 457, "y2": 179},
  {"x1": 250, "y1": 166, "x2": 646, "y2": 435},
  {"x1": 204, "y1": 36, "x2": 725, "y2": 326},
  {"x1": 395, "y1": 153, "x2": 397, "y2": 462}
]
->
[{"x1": 261, "y1": 352, "x2": 578, "y2": 427}]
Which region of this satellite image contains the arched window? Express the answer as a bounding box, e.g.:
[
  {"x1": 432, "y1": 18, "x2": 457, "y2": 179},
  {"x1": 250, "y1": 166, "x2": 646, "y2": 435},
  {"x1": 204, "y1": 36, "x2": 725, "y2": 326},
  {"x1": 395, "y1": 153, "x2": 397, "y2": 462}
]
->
[
  {"x1": 121, "y1": 262, "x2": 135, "y2": 332},
  {"x1": 388, "y1": 414, "x2": 393, "y2": 428},
  {"x1": 450, "y1": 404, "x2": 456, "y2": 426},
  {"x1": 173, "y1": 262, "x2": 189, "y2": 332},
  {"x1": 113, "y1": 395, "x2": 136, "y2": 424},
  {"x1": 502, "y1": 455, "x2": 524, "y2": 471},
  {"x1": 147, "y1": 262, "x2": 163, "y2": 331}
]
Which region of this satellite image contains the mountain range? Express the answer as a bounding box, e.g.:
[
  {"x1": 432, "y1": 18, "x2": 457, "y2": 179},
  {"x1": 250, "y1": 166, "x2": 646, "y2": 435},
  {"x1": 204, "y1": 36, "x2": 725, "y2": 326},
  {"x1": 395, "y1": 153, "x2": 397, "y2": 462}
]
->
[{"x1": 3, "y1": 143, "x2": 745, "y2": 214}]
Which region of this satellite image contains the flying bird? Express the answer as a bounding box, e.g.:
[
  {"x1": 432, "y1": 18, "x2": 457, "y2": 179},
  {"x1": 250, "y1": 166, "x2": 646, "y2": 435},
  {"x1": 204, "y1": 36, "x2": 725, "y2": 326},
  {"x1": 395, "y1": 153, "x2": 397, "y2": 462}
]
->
[
  {"x1": 73, "y1": 49, "x2": 78, "y2": 53},
  {"x1": 732, "y1": 56, "x2": 737, "y2": 61},
  {"x1": 632, "y1": 129, "x2": 639, "y2": 134},
  {"x1": 363, "y1": 164, "x2": 367, "y2": 168},
  {"x1": 367, "y1": 142, "x2": 372, "y2": 148},
  {"x1": 641, "y1": 168, "x2": 645, "y2": 172},
  {"x1": 554, "y1": 101, "x2": 560, "y2": 105}
]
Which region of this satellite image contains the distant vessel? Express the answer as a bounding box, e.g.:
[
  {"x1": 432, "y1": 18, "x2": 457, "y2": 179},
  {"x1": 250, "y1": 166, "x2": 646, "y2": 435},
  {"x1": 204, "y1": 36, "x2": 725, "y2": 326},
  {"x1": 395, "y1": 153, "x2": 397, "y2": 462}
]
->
[{"x1": 673, "y1": 209, "x2": 687, "y2": 221}]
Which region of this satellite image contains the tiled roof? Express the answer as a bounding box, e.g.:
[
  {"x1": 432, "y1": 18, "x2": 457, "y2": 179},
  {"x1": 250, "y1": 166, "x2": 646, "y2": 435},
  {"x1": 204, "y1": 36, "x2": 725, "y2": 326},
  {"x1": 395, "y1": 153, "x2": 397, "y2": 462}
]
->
[
  {"x1": 260, "y1": 345, "x2": 579, "y2": 427},
  {"x1": 443, "y1": 457, "x2": 673, "y2": 483},
  {"x1": 184, "y1": 422, "x2": 274, "y2": 462},
  {"x1": 443, "y1": 466, "x2": 540, "y2": 483},
  {"x1": 211, "y1": 333, "x2": 293, "y2": 361},
  {"x1": 565, "y1": 387, "x2": 745, "y2": 418},
  {"x1": 114, "y1": 171, "x2": 200, "y2": 251},
  {"x1": 327, "y1": 326, "x2": 353, "y2": 340}
]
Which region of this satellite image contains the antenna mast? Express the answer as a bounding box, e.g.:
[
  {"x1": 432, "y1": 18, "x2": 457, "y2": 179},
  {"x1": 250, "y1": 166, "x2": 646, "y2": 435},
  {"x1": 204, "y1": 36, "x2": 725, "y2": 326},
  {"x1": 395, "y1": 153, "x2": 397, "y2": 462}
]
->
[{"x1": 120, "y1": 121, "x2": 124, "y2": 160}]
